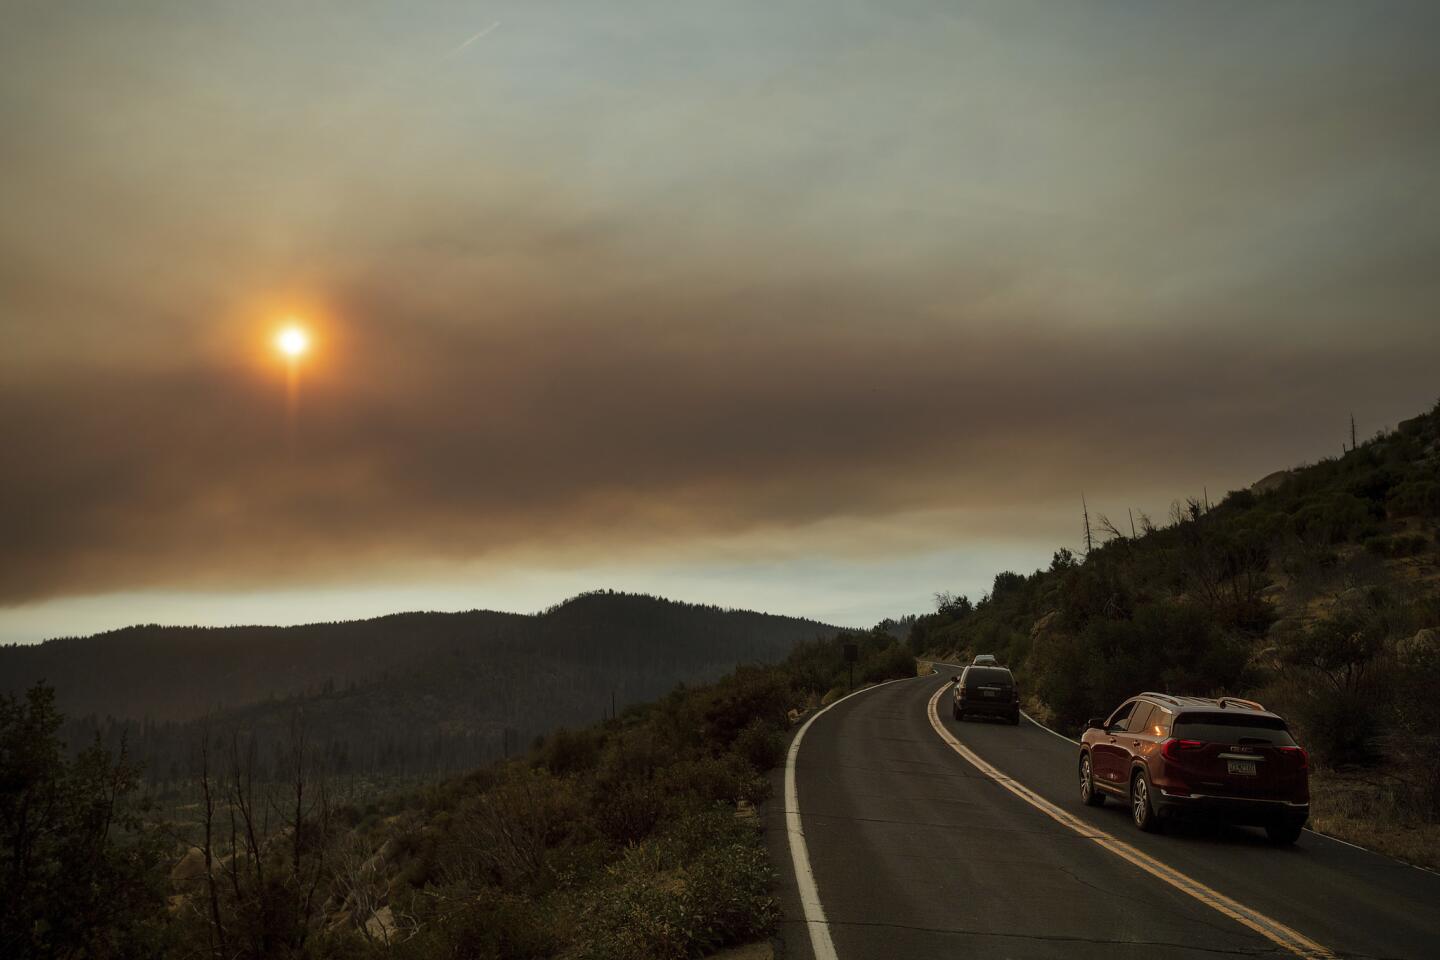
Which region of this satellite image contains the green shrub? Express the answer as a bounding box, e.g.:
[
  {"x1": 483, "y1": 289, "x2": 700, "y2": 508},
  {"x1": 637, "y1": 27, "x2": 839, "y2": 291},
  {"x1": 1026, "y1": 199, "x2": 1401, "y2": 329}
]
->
[
  {"x1": 1288, "y1": 689, "x2": 1382, "y2": 767},
  {"x1": 678, "y1": 831, "x2": 780, "y2": 953},
  {"x1": 859, "y1": 640, "x2": 916, "y2": 684},
  {"x1": 656, "y1": 754, "x2": 769, "y2": 809},
  {"x1": 1291, "y1": 493, "x2": 1382, "y2": 544},
  {"x1": 1388, "y1": 479, "x2": 1440, "y2": 518},
  {"x1": 1364, "y1": 533, "x2": 1429, "y2": 558},
  {"x1": 592, "y1": 781, "x2": 665, "y2": 846},
  {"x1": 536, "y1": 726, "x2": 607, "y2": 776},
  {"x1": 1347, "y1": 466, "x2": 1401, "y2": 506},
  {"x1": 573, "y1": 812, "x2": 777, "y2": 960},
  {"x1": 394, "y1": 891, "x2": 556, "y2": 960},
  {"x1": 1029, "y1": 604, "x2": 1247, "y2": 730},
  {"x1": 443, "y1": 767, "x2": 589, "y2": 893},
  {"x1": 1029, "y1": 631, "x2": 1094, "y2": 732},
  {"x1": 698, "y1": 668, "x2": 793, "y2": 751},
  {"x1": 733, "y1": 717, "x2": 786, "y2": 772}
]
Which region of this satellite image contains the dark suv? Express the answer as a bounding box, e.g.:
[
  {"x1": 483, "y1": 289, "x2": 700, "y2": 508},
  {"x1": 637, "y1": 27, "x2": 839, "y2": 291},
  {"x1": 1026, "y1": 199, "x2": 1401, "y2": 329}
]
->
[
  {"x1": 1078, "y1": 693, "x2": 1310, "y2": 844},
  {"x1": 951, "y1": 665, "x2": 1020, "y2": 725}
]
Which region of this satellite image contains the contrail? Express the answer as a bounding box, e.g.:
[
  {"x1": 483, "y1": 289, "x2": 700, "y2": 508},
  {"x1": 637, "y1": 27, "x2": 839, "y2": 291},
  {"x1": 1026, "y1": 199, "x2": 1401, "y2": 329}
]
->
[{"x1": 446, "y1": 21, "x2": 501, "y2": 58}]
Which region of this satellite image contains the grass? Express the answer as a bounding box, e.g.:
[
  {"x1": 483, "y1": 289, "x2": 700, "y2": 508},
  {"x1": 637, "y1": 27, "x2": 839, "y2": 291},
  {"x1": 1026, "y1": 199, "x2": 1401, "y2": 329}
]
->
[{"x1": 1307, "y1": 769, "x2": 1440, "y2": 870}]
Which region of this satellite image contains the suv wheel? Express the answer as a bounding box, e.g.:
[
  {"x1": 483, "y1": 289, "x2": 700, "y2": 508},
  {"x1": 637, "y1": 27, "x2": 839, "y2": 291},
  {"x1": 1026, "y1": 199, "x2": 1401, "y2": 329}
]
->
[
  {"x1": 952, "y1": 701, "x2": 961, "y2": 721},
  {"x1": 1265, "y1": 821, "x2": 1304, "y2": 845},
  {"x1": 1079, "y1": 754, "x2": 1104, "y2": 807},
  {"x1": 1131, "y1": 771, "x2": 1161, "y2": 833}
]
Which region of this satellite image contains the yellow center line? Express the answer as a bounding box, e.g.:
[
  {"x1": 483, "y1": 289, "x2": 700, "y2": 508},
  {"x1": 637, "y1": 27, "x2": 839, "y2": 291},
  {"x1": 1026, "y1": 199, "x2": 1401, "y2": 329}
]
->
[{"x1": 925, "y1": 684, "x2": 1335, "y2": 960}]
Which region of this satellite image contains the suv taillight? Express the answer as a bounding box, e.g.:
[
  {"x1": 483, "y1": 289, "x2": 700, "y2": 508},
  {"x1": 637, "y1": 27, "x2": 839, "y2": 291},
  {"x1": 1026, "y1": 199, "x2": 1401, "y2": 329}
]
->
[
  {"x1": 1161, "y1": 738, "x2": 1204, "y2": 761},
  {"x1": 1279, "y1": 746, "x2": 1309, "y2": 771}
]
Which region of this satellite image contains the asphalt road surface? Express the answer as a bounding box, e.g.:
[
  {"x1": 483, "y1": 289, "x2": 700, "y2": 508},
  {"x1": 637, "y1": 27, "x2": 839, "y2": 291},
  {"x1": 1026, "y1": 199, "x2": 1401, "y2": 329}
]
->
[{"x1": 765, "y1": 668, "x2": 1440, "y2": 959}]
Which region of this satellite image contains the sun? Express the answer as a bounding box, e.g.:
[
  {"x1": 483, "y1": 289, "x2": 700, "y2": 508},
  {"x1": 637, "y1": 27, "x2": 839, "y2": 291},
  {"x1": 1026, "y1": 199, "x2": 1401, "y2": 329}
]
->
[{"x1": 276, "y1": 324, "x2": 310, "y2": 358}]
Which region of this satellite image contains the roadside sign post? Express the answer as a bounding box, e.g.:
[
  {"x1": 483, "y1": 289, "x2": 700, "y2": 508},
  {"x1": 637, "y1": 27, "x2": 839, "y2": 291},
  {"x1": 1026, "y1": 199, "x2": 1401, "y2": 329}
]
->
[{"x1": 843, "y1": 642, "x2": 858, "y2": 691}]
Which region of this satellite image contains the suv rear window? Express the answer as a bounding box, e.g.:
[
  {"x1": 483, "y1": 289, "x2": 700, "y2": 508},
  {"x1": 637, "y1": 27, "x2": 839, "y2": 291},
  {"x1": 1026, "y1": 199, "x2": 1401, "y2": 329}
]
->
[
  {"x1": 964, "y1": 667, "x2": 1013, "y2": 685},
  {"x1": 1173, "y1": 712, "x2": 1295, "y2": 746}
]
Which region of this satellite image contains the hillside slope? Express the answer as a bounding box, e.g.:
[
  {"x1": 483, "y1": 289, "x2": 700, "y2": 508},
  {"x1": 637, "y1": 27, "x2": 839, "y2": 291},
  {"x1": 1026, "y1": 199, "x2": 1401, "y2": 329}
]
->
[
  {"x1": 914, "y1": 401, "x2": 1440, "y2": 859},
  {"x1": 1, "y1": 592, "x2": 837, "y2": 777}
]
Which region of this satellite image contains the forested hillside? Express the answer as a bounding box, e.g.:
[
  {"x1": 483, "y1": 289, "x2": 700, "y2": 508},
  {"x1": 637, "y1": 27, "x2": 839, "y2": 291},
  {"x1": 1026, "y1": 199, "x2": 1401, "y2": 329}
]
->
[
  {"x1": 914, "y1": 401, "x2": 1440, "y2": 859},
  {"x1": 0, "y1": 593, "x2": 835, "y2": 778},
  {"x1": 0, "y1": 624, "x2": 915, "y2": 959}
]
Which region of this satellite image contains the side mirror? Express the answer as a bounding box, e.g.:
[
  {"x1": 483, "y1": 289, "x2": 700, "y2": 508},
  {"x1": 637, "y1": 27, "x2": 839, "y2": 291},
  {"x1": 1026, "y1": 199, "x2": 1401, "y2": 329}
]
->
[
  {"x1": 950, "y1": 675, "x2": 959, "y2": 683},
  {"x1": 1086, "y1": 717, "x2": 1105, "y2": 731}
]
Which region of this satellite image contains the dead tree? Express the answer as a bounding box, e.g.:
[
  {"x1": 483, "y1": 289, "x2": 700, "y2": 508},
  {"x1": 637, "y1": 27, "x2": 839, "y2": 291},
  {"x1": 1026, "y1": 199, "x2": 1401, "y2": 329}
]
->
[
  {"x1": 1136, "y1": 510, "x2": 1155, "y2": 535},
  {"x1": 213, "y1": 717, "x2": 334, "y2": 958},
  {"x1": 334, "y1": 835, "x2": 393, "y2": 946},
  {"x1": 1081, "y1": 494, "x2": 1094, "y2": 555},
  {"x1": 282, "y1": 710, "x2": 331, "y2": 950},
  {"x1": 226, "y1": 731, "x2": 268, "y2": 958},
  {"x1": 1097, "y1": 514, "x2": 1125, "y2": 542},
  {"x1": 194, "y1": 719, "x2": 226, "y2": 959}
]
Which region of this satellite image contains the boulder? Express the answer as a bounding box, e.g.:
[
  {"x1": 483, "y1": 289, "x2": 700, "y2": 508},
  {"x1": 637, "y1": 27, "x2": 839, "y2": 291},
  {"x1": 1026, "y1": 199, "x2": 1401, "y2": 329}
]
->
[
  {"x1": 365, "y1": 905, "x2": 396, "y2": 942},
  {"x1": 1029, "y1": 611, "x2": 1060, "y2": 642},
  {"x1": 1398, "y1": 628, "x2": 1440, "y2": 664},
  {"x1": 1251, "y1": 470, "x2": 1291, "y2": 495},
  {"x1": 170, "y1": 846, "x2": 209, "y2": 883}
]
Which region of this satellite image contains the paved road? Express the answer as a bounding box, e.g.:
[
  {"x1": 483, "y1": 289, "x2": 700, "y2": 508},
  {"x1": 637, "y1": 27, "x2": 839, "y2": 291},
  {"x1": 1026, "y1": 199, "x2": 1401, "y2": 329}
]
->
[{"x1": 765, "y1": 670, "x2": 1440, "y2": 959}]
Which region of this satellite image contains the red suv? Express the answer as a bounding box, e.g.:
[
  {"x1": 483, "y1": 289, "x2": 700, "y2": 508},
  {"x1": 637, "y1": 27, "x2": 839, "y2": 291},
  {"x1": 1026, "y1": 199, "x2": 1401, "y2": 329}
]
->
[{"x1": 1078, "y1": 693, "x2": 1310, "y2": 844}]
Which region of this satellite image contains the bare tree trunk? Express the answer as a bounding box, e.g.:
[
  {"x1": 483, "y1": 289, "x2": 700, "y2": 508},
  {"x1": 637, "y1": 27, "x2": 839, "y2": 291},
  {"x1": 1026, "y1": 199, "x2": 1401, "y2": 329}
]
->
[
  {"x1": 229, "y1": 732, "x2": 267, "y2": 957},
  {"x1": 301, "y1": 777, "x2": 331, "y2": 943},
  {"x1": 284, "y1": 708, "x2": 331, "y2": 950},
  {"x1": 196, "y1": 719, "x2": 226, "y2": 958},
  {"x1": 291, "y1": 712, "x2": 306, "y2": 883}
]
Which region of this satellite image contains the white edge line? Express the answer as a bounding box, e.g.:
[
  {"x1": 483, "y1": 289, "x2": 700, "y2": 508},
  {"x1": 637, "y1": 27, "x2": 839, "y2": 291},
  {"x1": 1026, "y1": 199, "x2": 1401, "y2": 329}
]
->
[
  {"x1": 1299, "y1": 828, "x2": 1440, "y2": 877},
  {"x1": 922, "y1": 659, "x2": 1438, "y2": 876},
  {"x1": 786, "y1": 669, "x2": 933, "y2": 960},
  {"x1": 1020, "y1": 709, "x2": 1079, "y2": 744}
]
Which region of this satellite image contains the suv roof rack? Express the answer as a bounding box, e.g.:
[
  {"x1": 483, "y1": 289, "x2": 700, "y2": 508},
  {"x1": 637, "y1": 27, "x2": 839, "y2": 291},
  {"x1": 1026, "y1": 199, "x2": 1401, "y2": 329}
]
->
[
  {"x1": 1137, "y1": 692, "x2": 1180, "y2": 706},
  {"x1": 1216, "y1": 696, "x2": 1265, "y2": 711}
]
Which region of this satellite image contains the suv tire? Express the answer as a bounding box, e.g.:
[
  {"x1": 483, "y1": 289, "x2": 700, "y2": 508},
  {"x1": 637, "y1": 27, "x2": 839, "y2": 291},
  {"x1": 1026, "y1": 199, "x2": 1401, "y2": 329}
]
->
[
  {"x1": 1079, "y1": 754, "x2": 1105, "y2": 807},
  {"x1": 952, "y1": 701, "x2": 961, "y2": 722},
  {"x1": 1131, "y1": 770, "x2": 1161, "y2": 833}
]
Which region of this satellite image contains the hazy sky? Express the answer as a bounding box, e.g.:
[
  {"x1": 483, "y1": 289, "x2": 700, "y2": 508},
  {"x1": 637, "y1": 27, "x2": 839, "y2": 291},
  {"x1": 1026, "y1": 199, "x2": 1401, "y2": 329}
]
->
[{"x1": 3, "y1": 1, "x2": 1438, "y2": 642}]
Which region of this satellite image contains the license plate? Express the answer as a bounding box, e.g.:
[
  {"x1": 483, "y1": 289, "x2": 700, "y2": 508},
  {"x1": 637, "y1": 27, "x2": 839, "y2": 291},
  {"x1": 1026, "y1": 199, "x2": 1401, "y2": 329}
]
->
[
  {"x1": 1226, "y1": 760, "x2": 1257, "y2": 776},
  {"x1": 982, "y1": 689, "x2": 995, "y2": 698}
]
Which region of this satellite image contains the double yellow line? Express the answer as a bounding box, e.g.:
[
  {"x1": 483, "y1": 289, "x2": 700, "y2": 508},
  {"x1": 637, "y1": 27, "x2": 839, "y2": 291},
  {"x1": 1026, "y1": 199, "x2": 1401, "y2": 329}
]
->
[{"x1": 925, "y1": 684, "x2": 1335, "y2": 959}]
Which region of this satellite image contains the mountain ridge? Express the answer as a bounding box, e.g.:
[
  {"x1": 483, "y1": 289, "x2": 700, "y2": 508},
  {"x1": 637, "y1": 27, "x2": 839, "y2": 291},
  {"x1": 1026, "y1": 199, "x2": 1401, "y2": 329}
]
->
[{"x1": 0, "y1": 591, "x2": 843, "y2": 778}]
